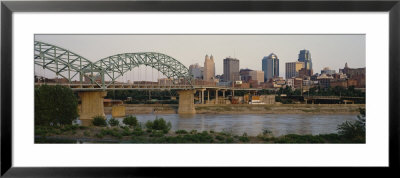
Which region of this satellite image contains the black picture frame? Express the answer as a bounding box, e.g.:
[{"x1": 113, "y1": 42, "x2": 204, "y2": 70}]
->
[{"x1": 1, "y1": 0, "x2": 399, "y2": 177}]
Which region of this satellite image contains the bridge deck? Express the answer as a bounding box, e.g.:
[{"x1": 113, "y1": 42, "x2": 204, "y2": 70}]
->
[{"x1": 34, "y1": 83, "x2": 266, "y2": 91}]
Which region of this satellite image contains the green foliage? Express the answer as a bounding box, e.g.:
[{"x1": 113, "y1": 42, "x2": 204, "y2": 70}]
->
[
  {"x1": 123, "y1": 116, "x2": 138, "y2": 127},
  {"x1": 79, "y1": 126, "x2": 88, "y2": 130},
  {"x1": 35, "y1": 85, "x2": 79, "y2": 126},
  {"x1": 92, "y1": 116, "x2": 107, "y2": 126},
  {"x1": 225, "y1": 137, "x2": 234, "y2": 143},
  {"x1": 239, "y1": 132, "x2": 250, "y2": 142},
  {"x1": 175, "y1": 130, "x2": 188, "y2": 134},
  {"x1": 100, "y1": 128, "x2": 123, "y2": 139},
  {"x1": 274, "y1": 134, "x2": 325, "y2": 143},
  {"x1": 337, "y1": 108, "x2": 366, "y2": 143},
  {"x1": 95, "y1": 133, "x2": 104, "y2": 138},
  {"x1": 83, "y1": 131, "x2": 90, "y2": 137},
  {"x1": 121, "y1": 127, "x2": 131, "y2": 136},
  {"x1": 215, "y1": 135, "x2": 225, "y2": 141},
  {"x1": 189, "y1": 130, "x2": 197, "y2": 134},
  {"x1": 150, "y1": 130, "x2": 165, "y2": 137},
  {"x1": 262, "y1": 129, "x2": 272, "y2": 135},
  {"x1": 145, "y1": 118, "x2": 172, "y2": 134},
  {"x1": 108, "y1": 118, "x2": 120, "y2": 127}
]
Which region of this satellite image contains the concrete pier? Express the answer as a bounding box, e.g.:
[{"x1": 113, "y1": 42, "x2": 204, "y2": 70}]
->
[
  {"x1": 112, "y1": 105, "x2": 126, "y2": 118},
  {"x1": 78, "y1": 91, "x2": 107, "y2": 126},
  {"x1": 177, "y1": 90, "x2": 196, "y2": 114}
]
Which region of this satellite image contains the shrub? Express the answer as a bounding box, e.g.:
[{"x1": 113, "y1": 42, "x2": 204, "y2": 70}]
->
[
  {"x1": 175, "y1": 130, "x2": 188, "y2": 134},
  {"x1": 83, "y1": 131, "x2": 90, "y2": 137},
  {"x1": 92, "y1": 116, "x2": 107, "y2": 126},
  {"x1": 145, "y1": 118, "x2": 172, "y2": 134},
  {"x1": 132, "y1": 129, "x2": 144, "y2": 136},
  {"x1": 122, "y1": 127, "x2": 131, "y2": 136},
  {"x1": 190, "y1": 130, "x2": 197, "y2": 134},
  {"x1": 123, "y1": 116, "x2": 138, "y2": 127},
  {"x1": 239, "y1": 132, "x2": 250, "y2": 142},
  {"x1": 337, "y1": 108, "x2": 366, "y2": 143},
  {"x1": 95, "y1": 133, "x2": 104, "y2": 138},
  {"x1": 225, "y1": 137, "x2": 234, "y2": 143},
  {"x1": 101, "y1": 128, "x2": 123, "y2": 139},
  {"x1": 262, "y1": 129, "x2": 273, "y2": 135},
  {"x1": 215, "y1": 135, "x2": 225, "y2": 141},
  {"x1": 108, "y1": 118, "x2": 120, "y2": 127},
  {"x1": 79, "y1": 126, "x2": 88, "y2": 130},
  {"x1": 150, "y1": 130, "x2": 165, "y2": 137}
]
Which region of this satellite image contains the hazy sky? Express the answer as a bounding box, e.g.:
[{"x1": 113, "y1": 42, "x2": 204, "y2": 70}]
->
[{"x1": 35, "y1": 34, "x2": 365, "y2": 80}]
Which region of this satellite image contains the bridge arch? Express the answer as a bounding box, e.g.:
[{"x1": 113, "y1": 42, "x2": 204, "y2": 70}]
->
[
  {"x1": 94, "y1": 52, "x2": 193, "y2": 88},
  {"x1": 34, "y1": 41, "x2": 193, "y2": 89}
]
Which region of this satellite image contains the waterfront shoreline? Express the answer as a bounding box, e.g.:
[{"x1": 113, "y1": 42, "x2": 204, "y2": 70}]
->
[{"x1": 105, "y1": 104, "x2": 365, "y2": 115}]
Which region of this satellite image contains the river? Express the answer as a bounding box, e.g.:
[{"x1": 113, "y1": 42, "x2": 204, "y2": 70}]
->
[{"x1": 77, "y1": 114, "x2": 358, "y2": 136}]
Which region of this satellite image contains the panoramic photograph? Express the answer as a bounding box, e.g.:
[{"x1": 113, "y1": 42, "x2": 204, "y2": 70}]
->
[{"x1": 34, "y1": 34, "x2": 366, "y2": 144}]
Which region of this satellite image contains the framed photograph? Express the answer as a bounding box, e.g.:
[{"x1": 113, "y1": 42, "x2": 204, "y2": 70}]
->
[{"x1": 1, "y1": 0, "x2": 399, "y2": 176}]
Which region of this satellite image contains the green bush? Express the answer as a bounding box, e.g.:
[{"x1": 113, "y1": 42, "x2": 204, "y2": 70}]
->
[
  {"x1": 123, "y1": 116, "x2": 138, "y2": 127},
  {"x1": 145, "y1": 118, "x2": 172, "y2": 134},
  {"x1": 215, "y1": 135, "x2": 225, "y2": 141},
  {"x1": 337, "y1": 108, "x2": 366, "y2": 143},
  {"x1": 108, "y1": 118, "x2": 120, "y2": 126},
  {"x1": 175, "y1": 130, "x2": 188, "y2": 134},
  {"x1": 239, "y1": 132, "x2": 250, "y2": 142},
  {"x1": 132, "y1": 130, "x2": 144, "y2": 136},
  {"x1": 190, "y1": 130, "x2": 197, "y2": 134},
  {"x1": 262, "y1": 129, "x2": 273, "y2": 135},
  {"x1": 83, "y1": 131, "x2": 90, "y2": 137},
  {"x1": 92, "y1": 116, "x2": 107, "y2": 126},
  {"x1": 225, "y1": 137, "x2": 234, "y2": 143},
  {"x1": 100, "y1": 128, "x2": 123, "y2": 139},
  {"x1": 122, "y1": 127, "x2": 131, "y2": 136},
  {"x1": 150, "y1": 130, "x2": 165, "y2": 137},
  {"x1": 95, "y1": 133, "x2": 104, "y2": 138}
]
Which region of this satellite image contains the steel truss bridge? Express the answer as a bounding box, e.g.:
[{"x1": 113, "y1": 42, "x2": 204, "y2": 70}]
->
[{"x1": 34, "y1": 41, "x2": 193, "y2": 90}]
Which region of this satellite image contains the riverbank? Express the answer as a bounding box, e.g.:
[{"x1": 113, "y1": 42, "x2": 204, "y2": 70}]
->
[
  {"x1": 35, "y1": 126, "x2": 363, "y2": 144},
  {"x1": 104, "y1": 104, "x2": 365, "y2": 115}
]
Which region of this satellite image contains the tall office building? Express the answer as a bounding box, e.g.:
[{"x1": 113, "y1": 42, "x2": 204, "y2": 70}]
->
[
  {"x1": 298, "y1": 49, "x2": 312, "y2": 70},
  {"x1": 203, "y1": 54, "x2": 215, "y2": 82},
  {"x1": 262, "y1": 53, "x2": 280, "y2": 82},
  {"x1": 285, "y1": 62, "x2": 304, "y2": 79},
  {"x1": 223, "y1": 57, "x2": 240, "y2": 82}
]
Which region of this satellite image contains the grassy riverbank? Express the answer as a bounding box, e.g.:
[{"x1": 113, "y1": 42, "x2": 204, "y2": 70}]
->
[{"x1": 35, "y1": 125, "x2": 364, "y2": 144}]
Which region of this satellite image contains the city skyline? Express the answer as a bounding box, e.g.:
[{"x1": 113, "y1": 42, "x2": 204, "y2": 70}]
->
[{"x1": 35, "y1": 34, "x2": 365, "y2": 80}]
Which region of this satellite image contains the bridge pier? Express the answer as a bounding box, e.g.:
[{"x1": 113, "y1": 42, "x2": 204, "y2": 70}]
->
[
  {"x1": 201, "y1": 89, "x2": 205, "y2": 104},
  {"x1": 215, "y1": 89, "x2": 219, "y2": 104},
  {"x1": 78, "y1": 91, "x2": 107, "y2": 126},
  {"x1": 178, "y1": 90, "x2": 196, "y2": 114}
]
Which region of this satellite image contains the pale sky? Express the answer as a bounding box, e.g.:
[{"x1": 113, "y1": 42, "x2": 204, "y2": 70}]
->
[{"x1": 35, "y1": 34, "x2": 365, "y2": 81}]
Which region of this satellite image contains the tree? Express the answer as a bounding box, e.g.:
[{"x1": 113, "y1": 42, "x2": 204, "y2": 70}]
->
[
  {"x1": 337, "y1": 108, "x2": 366, "y2": 142},
  {"x1": 35, "y1": 85, "x2": 79, "y2": 126},
  {"x1": 123, "y1": 115, "x2": 138, "y2": 127}
]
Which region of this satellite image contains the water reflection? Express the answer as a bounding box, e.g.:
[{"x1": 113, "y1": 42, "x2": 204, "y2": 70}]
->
[{"x1": 78, "y1": 114, "x2": 358, "y2": 136}]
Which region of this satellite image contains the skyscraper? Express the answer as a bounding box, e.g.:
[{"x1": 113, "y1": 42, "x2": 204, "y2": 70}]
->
[
  {"x1": 223, "y1": 57, "x2": 240, "y2": 82},
  {"x1": 285, "y1": 62, "x2": 304, "y2": 79},
  {"x1": 262, "y1": 53, "x2": 279, "y2": 82},
  {"x1": 203, "y1": 54, "x2": 215, "y2": 82},
  {"x1": 298, "y1": 49, "x2": 312, "y2": 70}
]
